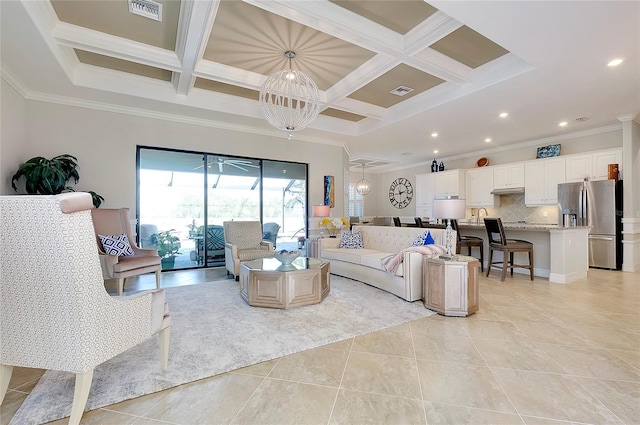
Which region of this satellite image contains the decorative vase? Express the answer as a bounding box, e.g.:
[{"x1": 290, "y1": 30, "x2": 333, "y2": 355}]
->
[
  {"x1": 439, "y1": 161, "x2": 445, "y2": 171},
  {"x1": 431, "y1": 159, "x2": 438, "y2": 173}
]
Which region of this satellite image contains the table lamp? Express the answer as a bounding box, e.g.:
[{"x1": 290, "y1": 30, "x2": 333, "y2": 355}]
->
[
  {"x1": 432, "y1": 197, "x2": 466, "y2": 260},
  {"x1": 313, "y1": 205, "x2": 330, "y2": 217}
]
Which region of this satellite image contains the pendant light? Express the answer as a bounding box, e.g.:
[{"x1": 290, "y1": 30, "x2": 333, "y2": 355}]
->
[
  {"x1": 356, "y1": 164, "x2": 370, "y2": 196},
  {"x1": 259, "y1": 51, "x2": 321, "y2": 140}
]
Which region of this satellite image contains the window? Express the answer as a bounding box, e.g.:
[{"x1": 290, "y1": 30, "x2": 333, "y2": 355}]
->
[{"x1": 348, "y1": 183, "x2": 364, "y2": 217}]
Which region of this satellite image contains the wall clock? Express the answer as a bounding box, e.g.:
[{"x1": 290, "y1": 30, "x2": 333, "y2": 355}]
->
[{"x1": 389, "y1": 177, "x2": 413, "y2": 209}]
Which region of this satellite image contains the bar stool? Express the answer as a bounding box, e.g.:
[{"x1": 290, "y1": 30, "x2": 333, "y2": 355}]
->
[
  {"x1": 483, "y1": 217, "x2": 534, "y2": 282},
  {"x1": 451, "y1": 219, "x2": 484, "y2": 272},
  {"x1": 414, "y1": 217, "x2": 425, "y2": 227},
  {"x1": 393, "y1": 217, "x2": 402, "y2": 227}
]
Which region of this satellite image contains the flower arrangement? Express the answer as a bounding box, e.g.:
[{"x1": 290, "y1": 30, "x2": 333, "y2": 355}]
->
[{"x1": 319, "y1": 217, "x2": 349, "y2": 237}]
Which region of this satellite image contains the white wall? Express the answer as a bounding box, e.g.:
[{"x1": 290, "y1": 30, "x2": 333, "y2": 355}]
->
[
  {"x1": 1, "y1": 79, "x2": 28, "y2": 193},
  {"x1": 1, "y1": 96, "x2": 349, "y2": 216},
  {"x1": 370, "y1": 129, "x2": 623, "y2": 217}
]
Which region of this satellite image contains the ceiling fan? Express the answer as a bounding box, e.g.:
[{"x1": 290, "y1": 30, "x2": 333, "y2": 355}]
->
[{"x1": 194, "y1": 158, "x2": 259, "y2": 173}]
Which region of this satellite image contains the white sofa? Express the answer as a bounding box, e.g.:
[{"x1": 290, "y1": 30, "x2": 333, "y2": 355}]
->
[{"x1": 318, "y1": 225, "x2": 454, "y2": 302}]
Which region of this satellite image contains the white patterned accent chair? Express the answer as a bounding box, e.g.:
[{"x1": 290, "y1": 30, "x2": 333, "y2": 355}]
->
[
  {"x1": 91, "y1": 208, "x2": 162, "y2": 295},
  {"x1": 223, "y1": 220, "x2": 275, "y2": 280},
  {"x1": 0, "y1": 193, "x2": 171, "y2": 425}
]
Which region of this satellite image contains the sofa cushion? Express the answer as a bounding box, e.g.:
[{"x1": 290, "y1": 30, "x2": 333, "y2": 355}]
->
[
  {"x1": 322, "y1": 248, "x2": 378, "y2": 265},
  {"x1": 360, "y1": 252, "x2": 403, "y2": 277},
  {"x1": 339, "y1": 230, "x2": 364, "y2": 249}
]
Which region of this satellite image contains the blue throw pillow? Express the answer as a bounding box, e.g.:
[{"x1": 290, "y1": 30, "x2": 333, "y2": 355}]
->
[
  {"x1": 411, "y1": 230, "x2": 434, "y2": 247},
  {"x1": 423, "y1": 231, "x2": 435, "y2": 245}
]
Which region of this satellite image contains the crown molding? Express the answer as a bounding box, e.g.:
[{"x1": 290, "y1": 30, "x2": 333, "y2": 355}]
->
[
  {"x1": 0, "y1": 65, "x2": 30, "y2": 98},
  {"x1": 617, "y1": 113, "x2": 639, "y2": 123}
]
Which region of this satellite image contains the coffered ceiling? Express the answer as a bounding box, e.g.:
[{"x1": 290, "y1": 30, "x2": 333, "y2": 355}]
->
[{"x1": 1, "y1": 1, "x2": 638, "y2": 171}]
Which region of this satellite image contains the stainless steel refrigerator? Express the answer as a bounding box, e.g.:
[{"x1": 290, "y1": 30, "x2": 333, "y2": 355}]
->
[{"x1": 557, "y1": 180, "x2": 623, "y2": 270}]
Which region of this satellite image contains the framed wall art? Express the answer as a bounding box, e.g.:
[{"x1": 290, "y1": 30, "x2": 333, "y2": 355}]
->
[
  {"x1": 536, "y1": 144, "x2": 561, "y2": 158},
  {"x1": 324, "y1": 175, "x2": 334, "y2": 207}
]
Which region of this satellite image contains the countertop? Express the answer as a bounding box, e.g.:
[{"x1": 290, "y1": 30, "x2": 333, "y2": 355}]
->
[{"x1": 458, "y1": 222, "x2": 588, "y2": 231}]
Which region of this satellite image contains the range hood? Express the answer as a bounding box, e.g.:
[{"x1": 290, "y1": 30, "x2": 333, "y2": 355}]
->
[{"x1": 490, "y1": 187, "x2": 525, "y2": 195}]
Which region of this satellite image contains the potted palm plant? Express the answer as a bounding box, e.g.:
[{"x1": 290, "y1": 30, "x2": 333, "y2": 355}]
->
[
  {"x1": 11, "y1": 154, "x2": 104, "y2": 208},
  {"x1": 152, "y1": 229, "x2": 181, "y2": 269}
]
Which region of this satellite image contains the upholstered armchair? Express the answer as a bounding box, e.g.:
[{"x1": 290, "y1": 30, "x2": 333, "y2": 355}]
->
[
  {"x1": 262, "y1": 222, "x2": 281, "y2": 248},
  {"x1": 223, "y1": 221, "x2": 275, "y2": 280},
  {"x1": 91, "y1": 208, "x2": 162, "y2": 295},
  {"x1": 0, "y1": 193, "x2": 170, "y2": 425}
]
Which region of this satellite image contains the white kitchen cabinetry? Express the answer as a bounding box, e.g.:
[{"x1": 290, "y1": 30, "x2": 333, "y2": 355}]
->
[
  {"x1": 525, "y1": 157, "x2": 565, "y2": 205},
  {"x1": 415, "y1": 173, "x2": 435, "y2": 218},
  {"x1": 565, "y1": 148, "x2": 622, "y2": 182},
  {"x1": 434, "y1": 170, "x2": 465, "y2": 198},
  {"x1": 493, "y1": 163, "x2": 525, "y2": 189},
  {"x1": 466, "y1": 168, "x2": 499, "y2": 207}
]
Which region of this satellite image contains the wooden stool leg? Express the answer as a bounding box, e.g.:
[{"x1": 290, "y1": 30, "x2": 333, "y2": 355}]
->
[
  {"x1": 501, "y1": 251, "x2": 508, "y2": 282},
  {"x1": 529, "y1": 250, "x2": 534, "y2": 281},
  {"x1": 479, "y1": 245, "x2": 484, "y2": 272},
  {"x1": 510, "y1": 252, "x2": 515, "y2": 276},
  {"x1": 486, "y1": 249, "x2": 493, "y2": 277}
]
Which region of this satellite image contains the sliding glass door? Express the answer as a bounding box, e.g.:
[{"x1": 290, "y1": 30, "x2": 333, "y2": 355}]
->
[{"x1": 137, "y1": 147, "x2": 307, "y2": 271}]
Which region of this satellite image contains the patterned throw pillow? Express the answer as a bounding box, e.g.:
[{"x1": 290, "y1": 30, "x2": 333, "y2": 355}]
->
[
  {"x1": 339, "y1": 230, "x2": 364, "y2": 249},
  {"x1": 99, "y1": 234, "x2": 135, "y2": 256},
  {"x1": 411, "y1": 230, "x2": 435, "y2": 247}
]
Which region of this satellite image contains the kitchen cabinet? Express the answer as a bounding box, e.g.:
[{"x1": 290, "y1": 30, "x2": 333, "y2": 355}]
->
[
  {"x1": 565, "y1": 148, "x2": 622, "y2": 182},
  {"x1": 434, "y1": 169, "x2": 465, "y2": 198},
  {"x1": 415, "y1": 173, "x2": 435, "y2": 218},
  {"x1": 493, "y1": 163, "x2": 524, "y2": 189},
  {"x1": 525, "y1": 157, "x2": 565, "y2": 205},
  {"x1": 466, "y1": 168, "x2": 499, "y2": 207}
]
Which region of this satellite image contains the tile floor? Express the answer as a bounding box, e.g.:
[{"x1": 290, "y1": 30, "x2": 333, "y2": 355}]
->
[{"x1": 2, "y1": 268, "x2": 639, "y2": 425}]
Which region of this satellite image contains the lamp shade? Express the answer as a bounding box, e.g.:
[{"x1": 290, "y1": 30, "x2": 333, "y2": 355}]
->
[
  {"x1": 313, "y1": 205, "x2": 330, "y2": 217},
  {"x1": 432, "y1": 198, "x2": 466, "y2": 219}
]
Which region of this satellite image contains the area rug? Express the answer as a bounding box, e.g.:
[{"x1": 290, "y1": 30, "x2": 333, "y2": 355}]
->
[{"x1": 11, "y1": 276, "x2": 433, "y2": 424}]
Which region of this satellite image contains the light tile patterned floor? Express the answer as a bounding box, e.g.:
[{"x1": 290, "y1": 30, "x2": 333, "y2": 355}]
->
[{"x1": 2, "y1": 268, "x2": 638, "y2": 425}]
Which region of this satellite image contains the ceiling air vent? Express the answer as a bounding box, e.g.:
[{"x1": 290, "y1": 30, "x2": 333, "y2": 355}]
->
[
  {"x1": 128, "y1": 0, "x2": 162, "y2": 22},
  {"x1": 389, "y1": 86, "x2": 414, "y2": 96}
]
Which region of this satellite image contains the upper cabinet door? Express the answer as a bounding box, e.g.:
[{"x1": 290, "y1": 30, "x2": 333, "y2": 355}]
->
[
  {"x1": 493, "y1": 163, "x2": 524, "y2": 189},
  {"x1": 434, "y1": 170, "x2": 465, "y2": 198},
  {"x1": 466, "y1": 168, "x2": 498, "y2": 207},
  {"x1": 593, "y1": 149, "x2": 622, "y2": 180},
  {"x1": 565, "y1": 154, "x2": 592, "y2": 182}
]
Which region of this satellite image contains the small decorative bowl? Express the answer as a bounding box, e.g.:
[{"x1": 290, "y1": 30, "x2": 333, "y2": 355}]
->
[{"x1": 273, "y1": 250, "x2": 301, "y2": 265}]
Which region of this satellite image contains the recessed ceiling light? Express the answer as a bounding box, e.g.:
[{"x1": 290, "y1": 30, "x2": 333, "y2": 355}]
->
[
  {"x1": 433, "y1": 150, "x2": 439, "y2": 154},
  {"x1": 499, "y1": 112, "x2": 508, "y2": 118},
  {"x1": 484, "y1": 138, "x2": 492, "y2": 142},
  {"x1": 607, "y1": 58, "x2": 623, "y2": 67},
  {"x1": 559, "y1": 121, "x2": 568, "y2": 127},
  {"x1": 431, "y1": 132, "x2": 438, "y2": 138}
]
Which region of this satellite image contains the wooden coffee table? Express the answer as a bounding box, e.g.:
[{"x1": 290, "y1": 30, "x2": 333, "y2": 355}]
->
[{"x1": 240, "y1": 257, "x2": 330, "y2": 309}]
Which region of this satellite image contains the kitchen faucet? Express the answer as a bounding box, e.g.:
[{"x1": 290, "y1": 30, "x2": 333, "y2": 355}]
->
[{"x1": 477, "y1": 208, "x2": 488, "y2": 224}]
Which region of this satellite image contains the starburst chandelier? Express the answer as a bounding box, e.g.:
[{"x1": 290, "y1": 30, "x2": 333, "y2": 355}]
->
[
  {"x1": 259, "y1": 51, "x2": 321, "y2": 140},
  {"x1": 356, "y1": 164, "x2": 370, "y2": 195}
]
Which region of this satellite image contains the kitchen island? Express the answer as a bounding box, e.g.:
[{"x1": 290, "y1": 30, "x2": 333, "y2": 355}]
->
[{"x1": 456, "y1": 222, "x2": 589, "y2": 284}]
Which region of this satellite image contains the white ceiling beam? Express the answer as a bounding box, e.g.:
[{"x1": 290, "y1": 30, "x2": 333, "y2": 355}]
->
[
  {"x1": 172, "y1": 0, "x2": 219, "y2": 96},
  {"x1": 52, "y1": 21, "x2": 181, "y2": 71},
  {"x1": 324, "y1": 55, "x2": 400, "y2": 106},
  {"x1": 406, "y1": 48, "x2": 472, "y2": 85},
  {"x1": 403, "y1": 11, "x2": 462, "y2": 56}
]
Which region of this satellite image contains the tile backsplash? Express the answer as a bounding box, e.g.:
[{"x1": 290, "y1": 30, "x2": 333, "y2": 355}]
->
[{"x1": 468, "y1": 194, "x2": 558, "y2": 224}]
